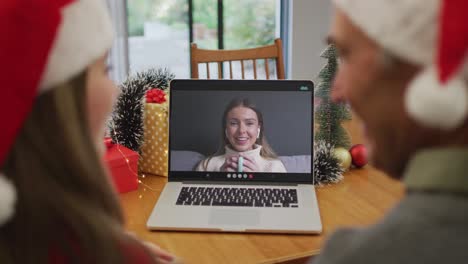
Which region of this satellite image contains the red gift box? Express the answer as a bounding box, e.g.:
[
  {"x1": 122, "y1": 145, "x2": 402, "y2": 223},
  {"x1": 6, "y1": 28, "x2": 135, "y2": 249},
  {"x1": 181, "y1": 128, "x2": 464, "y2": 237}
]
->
[{"x1": 104, "y1": 139, "x2": 139, "y2": 193}]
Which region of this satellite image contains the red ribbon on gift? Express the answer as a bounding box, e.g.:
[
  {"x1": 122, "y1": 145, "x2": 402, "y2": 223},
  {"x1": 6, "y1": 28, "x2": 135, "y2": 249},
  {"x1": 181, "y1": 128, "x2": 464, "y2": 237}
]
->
[
  {"x1": 146, "y1": 88, "x2": 166, "y2": 104},
  {"x1": 104, "y1": 137, "x2": 114, "y2": 149}
]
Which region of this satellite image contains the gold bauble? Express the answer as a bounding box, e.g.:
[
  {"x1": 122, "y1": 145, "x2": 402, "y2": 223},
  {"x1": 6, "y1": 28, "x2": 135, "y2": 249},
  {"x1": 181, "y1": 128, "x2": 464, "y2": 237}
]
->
[{"x1": 333, "y1": 147, "x2": 352, "y2": 171}]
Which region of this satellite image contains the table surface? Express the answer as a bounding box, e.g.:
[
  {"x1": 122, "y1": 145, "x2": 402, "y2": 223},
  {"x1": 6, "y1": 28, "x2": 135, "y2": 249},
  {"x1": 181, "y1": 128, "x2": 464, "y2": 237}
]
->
[{"x1": 120, "y1": 167, "x2": 404, "y2": 264}]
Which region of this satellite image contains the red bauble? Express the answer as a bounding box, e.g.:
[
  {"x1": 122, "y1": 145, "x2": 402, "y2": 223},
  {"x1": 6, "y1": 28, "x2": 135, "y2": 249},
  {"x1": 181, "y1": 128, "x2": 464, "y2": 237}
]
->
[{"x1": 349, "y1": 144, "x2": 368, "y2": 168}]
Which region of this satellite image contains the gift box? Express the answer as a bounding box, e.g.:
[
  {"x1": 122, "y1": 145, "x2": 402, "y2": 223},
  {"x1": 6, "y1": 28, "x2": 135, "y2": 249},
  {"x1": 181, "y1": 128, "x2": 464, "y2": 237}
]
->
[
  {"x1": 104, "y1": 139, "x2": 139, "y2": 193},
  {"x1": 139, "y1": 102, "x2": 169, "y2": 177}
]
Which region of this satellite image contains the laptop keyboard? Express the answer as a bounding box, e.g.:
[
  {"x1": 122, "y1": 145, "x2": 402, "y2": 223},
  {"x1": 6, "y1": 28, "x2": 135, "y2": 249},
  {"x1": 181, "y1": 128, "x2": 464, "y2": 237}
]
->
[{"x1": 176, "y1": 187, "x2": 299, "y2": 208}]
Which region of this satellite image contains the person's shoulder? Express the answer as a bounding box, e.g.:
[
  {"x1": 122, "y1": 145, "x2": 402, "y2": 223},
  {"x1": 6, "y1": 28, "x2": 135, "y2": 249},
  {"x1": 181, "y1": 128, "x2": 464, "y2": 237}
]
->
[
  {"x1": 311, "y1": 199, "x2": 409, "y2": 264},
  {"x1": 266, "y1": 158, "x2": 286, "y2": 171},
  {"x1": 261, "y1": 155, "x2": 281, "y2": 162},
  {"x1": 207, "y1": 154, "x2": 225, "y2": 162},
  {"x1": 311, "y1": 222, "x2": 407, "y2": 264},
  {"x1": 267, "y1": 158, "x2": 284, "y2": 166},
  {"x1": 199, "y1": 154, "x2": 225, "y2": 163},
  {"x1": 312, "y1": 193, "x2": 468, "y2": 264},
  {"x1": 270, "y1": 157, "x2": 283, "y2": 163},
  {"x1": 310, "y1": 227, "x2": 366, "y2": 264},
  {"x1": 197, "y1": 154, "x2": 225, "y2": 171}
]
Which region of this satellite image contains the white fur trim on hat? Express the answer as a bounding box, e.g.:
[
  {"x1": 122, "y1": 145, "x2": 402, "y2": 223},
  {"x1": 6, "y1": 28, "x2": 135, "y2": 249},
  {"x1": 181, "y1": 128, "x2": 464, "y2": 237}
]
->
[
  {"x1": 405, "y1": 67, "x2": 468, "y2": 129},
  {"x1": 0, "y1": 173, "x2": 16, "y2": 226},
  {"x1": 39, "y1": 0, "x2": 113, "y2": 91},
  {"x1": 332, "y1": 0, "x2": 438, "y2": 66},
  {"x1": 333, "y1": 0, "x2": 468, "y2": 129}
]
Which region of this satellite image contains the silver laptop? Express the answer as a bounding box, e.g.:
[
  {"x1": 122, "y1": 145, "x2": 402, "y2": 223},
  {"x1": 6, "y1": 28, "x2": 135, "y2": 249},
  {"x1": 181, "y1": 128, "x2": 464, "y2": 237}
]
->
[{"x1": 147, "y1": 79, "x2": 321, "y2": 234}]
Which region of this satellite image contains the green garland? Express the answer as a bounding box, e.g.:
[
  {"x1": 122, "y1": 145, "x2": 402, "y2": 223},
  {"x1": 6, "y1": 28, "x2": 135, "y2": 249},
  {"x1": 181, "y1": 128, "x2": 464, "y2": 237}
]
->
[{"x1": 109, "y1": 68, "x2": 175, "y2": 152}]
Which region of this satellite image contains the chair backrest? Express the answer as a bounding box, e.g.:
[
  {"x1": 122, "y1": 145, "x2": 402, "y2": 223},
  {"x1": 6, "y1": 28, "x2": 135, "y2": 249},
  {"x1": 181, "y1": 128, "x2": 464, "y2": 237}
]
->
[{"x1": 190, "y1": 38, "x2": 285, "y2": 80}]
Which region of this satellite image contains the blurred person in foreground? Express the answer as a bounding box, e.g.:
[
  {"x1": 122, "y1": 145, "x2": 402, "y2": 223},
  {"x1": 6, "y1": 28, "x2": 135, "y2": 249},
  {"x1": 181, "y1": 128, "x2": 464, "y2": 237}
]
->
[
  {"x1": 0, "y1": 1, "x2": 180, "y2": 263},
  {"x1": 312, "y1": 0, "x2": 468, "y2": 263}
]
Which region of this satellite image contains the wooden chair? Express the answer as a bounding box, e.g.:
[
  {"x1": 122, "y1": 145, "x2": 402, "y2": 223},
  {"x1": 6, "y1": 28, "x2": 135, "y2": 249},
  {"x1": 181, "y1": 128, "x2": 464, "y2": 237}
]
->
[{"x1": 190, "y1": 38, "x2": 285, "y2": 79}]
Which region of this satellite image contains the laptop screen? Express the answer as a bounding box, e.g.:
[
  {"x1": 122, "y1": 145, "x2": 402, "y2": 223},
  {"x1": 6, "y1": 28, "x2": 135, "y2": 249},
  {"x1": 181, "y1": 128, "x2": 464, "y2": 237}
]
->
[{"x1": 168, "y1": 80, "x2": 313, "y2": 183}]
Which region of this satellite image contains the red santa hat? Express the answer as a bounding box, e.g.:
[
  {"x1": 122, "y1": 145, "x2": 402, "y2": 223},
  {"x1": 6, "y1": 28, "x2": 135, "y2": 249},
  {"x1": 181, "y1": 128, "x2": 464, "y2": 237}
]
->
[
  {"x1": 0, "y1": 0, "x2": 114, "y2": 226},
  {"x1": 333, "y1": 0, "x2": 468, "y2": 129}
]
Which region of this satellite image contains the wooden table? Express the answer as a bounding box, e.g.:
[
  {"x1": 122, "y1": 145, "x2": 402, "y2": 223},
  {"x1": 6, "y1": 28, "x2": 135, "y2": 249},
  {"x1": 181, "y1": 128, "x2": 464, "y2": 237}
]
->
[{"x1": 120, "y1": 167, "x2": 404, "y2": 264}]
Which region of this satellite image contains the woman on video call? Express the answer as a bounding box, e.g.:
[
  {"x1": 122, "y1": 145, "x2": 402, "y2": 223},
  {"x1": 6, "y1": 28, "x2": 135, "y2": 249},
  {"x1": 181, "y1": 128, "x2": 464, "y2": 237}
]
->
[{"x1": 196, "y1": 98, "x2": 287, "y2": 172}]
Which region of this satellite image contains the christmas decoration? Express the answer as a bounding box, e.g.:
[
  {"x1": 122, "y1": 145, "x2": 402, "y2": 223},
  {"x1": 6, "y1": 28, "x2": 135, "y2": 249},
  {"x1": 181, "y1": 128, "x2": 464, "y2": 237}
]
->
[
  {"x1": 146, "y1": 88, "x2": 167, "y2": 103},
  {"x1": 313, "y1": 140, "x2": 344, "y2": 185},
  {"x1": 139, "y1": 88, "x2": 170, "y2": 177},
  {"x1": 109, "y1": 77, "x2": 147, "y2": 152},
  {"x1": 135, "y1": 68, "x2": 174, "y2": 92},
  {"x1": 349, "y1": 144, "x2": 368, "y2": 168},
  {"x1": 315, "y1": 44, "x2": 352, "y2": 149},
  {"x1": 104, "y1": 138, "x2": 139, "y2": 193},
  {"x1": 109, "y1": 68, "x2": 175, "y2": 152},
  {"x1": 333, "y1": 147, "x2": 352, "y2": 171}
]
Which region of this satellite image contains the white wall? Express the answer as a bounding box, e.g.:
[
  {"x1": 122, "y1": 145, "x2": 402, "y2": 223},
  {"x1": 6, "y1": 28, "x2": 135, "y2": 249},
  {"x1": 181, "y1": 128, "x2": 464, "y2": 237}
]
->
[{"x1": 290, "y1": 0, "x2": 332, "y2": 80}]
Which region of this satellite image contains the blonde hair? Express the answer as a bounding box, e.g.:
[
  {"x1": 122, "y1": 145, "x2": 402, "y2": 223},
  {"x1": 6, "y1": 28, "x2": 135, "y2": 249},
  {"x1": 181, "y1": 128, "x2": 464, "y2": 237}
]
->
[
  {"x1": 201, "y1": 98, "x2": 279, "y2": 170},
  {"x1": 0, "y1": 72, "x2": 155, "y2": 263}
]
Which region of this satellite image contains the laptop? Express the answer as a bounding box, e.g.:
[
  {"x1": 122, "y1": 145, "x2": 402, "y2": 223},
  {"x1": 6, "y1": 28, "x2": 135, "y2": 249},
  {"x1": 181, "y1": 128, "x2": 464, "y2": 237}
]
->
[{"x1": 146, "y1": 79, "x2": 321, "y2": 234}]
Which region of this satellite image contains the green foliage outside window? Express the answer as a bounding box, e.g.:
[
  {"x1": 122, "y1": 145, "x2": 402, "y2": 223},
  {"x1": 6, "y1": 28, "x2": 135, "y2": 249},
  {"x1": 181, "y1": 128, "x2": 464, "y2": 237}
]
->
[
  {"x1": 127, "y1": 0, "x2": 153, "y2": 36},
  {"x1": 127, "y1": 0, "x2": 276, "y2": 49},
  {"x1": 225, "y1": 0, "x2": 275, "y2": 49}
]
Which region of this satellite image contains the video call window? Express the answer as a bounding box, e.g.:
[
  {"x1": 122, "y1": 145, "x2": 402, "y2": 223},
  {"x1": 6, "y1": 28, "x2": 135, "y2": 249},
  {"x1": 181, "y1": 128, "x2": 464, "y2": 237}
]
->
[{"x1": 169, "y1": 90, "x2": 312, "y2": 174}]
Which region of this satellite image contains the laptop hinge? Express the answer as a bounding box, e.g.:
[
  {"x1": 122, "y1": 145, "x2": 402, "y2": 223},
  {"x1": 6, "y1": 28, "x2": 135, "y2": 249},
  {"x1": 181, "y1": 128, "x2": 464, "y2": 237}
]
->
[{"x1": 178, "y1": 181, "x2": 300, "y2": 186}]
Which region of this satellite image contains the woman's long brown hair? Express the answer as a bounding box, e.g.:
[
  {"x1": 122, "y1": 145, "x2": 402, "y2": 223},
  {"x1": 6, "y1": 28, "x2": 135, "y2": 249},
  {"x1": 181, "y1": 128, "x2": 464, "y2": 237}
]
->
[{"x1": 0, "y1": 72, "x2": 155, "y2": 263}]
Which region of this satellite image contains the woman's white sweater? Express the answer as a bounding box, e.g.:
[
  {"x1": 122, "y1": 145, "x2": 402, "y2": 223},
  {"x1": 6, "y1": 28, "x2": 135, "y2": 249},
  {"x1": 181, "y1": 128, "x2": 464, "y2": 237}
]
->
[{"x1": 196, "y1": 145, "x2": 287, "y2": 172}]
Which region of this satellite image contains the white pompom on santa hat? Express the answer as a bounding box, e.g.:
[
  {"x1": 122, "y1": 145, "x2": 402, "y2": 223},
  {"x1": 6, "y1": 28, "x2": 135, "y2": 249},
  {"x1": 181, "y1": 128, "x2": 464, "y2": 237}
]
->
[
  {"x1": 0, "y1": 0, "x2": 113, "y2": 225},
  {"x1": 333, "y1": 0, "x2": 468, "y2": 129}
]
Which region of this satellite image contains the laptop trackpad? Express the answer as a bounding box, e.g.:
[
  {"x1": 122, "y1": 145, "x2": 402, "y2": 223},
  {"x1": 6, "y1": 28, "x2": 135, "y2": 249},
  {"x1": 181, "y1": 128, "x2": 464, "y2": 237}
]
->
[{"x1": 209, "y1": 209, "x2": 260, "y2": 226}]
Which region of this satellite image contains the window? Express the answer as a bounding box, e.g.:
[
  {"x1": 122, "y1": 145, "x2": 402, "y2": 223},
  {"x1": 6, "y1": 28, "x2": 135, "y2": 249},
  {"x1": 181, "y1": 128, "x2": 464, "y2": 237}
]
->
[
  {"x1": 127, "y1": 0, "x2": 189, "y2": 77},
  {"x1": 126, "y1": 0, "x2": 283, "y2": 78}
]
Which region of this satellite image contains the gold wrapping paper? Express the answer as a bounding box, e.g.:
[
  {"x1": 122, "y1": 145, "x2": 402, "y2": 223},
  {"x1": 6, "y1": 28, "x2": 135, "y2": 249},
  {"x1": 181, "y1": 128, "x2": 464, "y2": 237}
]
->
[{"x1": 139, "y1": 103, "x2": 169, "y2": 176}]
